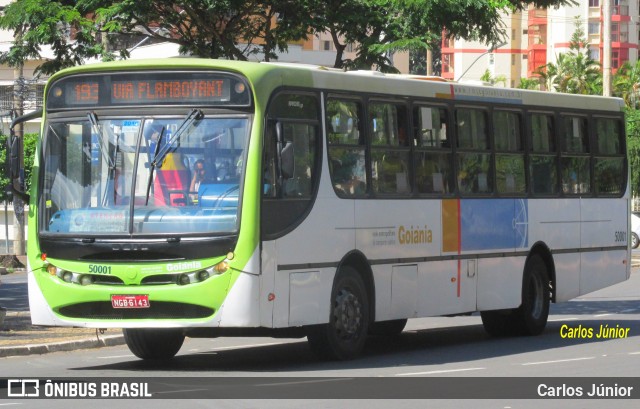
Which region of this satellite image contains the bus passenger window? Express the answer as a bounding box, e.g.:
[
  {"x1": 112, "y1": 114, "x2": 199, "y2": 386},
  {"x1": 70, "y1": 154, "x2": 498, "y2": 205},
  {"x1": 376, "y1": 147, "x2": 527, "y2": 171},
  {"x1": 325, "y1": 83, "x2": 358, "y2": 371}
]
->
[
  {"x1": 327, "y1": 98, "x2": 368, "y2": 197},
  {"x1": 494, "y1": 110, "x2": 525, "y2": 194},
  {"x1": 369, "y1": 101, "x2": 410, "y2": 195},
  {"x1": 561, "y1": 115, "x2": 590, "y2": 195},
  {"x1": 529, "y1": 113, "x2": 557, "y2": 195},
  {"x1": 594, "y1": 118, "x2": 625, "y2": 195},
  {"x1": 415, "y1": 106, "x2": 449, "y2": 148},
  {"x1": 456, "y1": 108, "x2": 492, "y2": 194},
  {"x1": 413, "y1": 105, "x2": 453, "y2": 195}
]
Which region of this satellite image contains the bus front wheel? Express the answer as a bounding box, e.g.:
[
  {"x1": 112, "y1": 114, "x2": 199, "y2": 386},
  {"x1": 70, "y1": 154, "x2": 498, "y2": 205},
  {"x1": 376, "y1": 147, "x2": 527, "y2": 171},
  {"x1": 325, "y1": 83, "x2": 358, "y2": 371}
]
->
[
  {"x1": 307, "y1": 266, "x2": 370, "y2": 360},
  {"x1": 123, "y1": 328, "x2": 185, "y2": 360}
]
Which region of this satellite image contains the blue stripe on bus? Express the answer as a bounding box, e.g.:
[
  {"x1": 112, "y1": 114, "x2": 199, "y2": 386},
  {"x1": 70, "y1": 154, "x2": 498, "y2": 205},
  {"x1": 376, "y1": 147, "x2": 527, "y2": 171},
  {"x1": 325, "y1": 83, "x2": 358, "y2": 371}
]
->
[{"x1": 460, "y1": 199, "x2": 528, "y2": 251}]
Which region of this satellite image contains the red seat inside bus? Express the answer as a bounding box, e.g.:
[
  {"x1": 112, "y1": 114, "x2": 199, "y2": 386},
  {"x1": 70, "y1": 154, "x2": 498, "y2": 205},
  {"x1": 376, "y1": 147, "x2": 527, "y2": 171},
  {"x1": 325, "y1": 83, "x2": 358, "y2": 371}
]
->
[{"x1": 153, "y1": 153, "x2": 190, "y2": 206}]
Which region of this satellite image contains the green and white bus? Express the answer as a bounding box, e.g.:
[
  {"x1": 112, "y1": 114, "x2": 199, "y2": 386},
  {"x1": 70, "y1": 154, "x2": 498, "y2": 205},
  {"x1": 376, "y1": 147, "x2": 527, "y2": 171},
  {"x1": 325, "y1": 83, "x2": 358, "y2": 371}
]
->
[{"x1": 7, "y1": 59, "x2": 630, "y2": 360}]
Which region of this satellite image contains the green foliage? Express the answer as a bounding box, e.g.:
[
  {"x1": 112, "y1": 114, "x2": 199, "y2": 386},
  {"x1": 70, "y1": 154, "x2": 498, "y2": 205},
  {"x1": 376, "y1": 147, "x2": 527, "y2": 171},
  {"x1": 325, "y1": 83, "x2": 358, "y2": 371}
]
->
[
  {"x1": 613, "y1": 61, "x2": 640, "y2": 109},
  {"x1": 0, "y1": 1, "x2": 573, "y2": 73},
  {"x1": 480, "y1": 69, "x2": 507, "y2": 86},
  {"x1": 535, "y1": 16, "x2": 601, "y2": 95},
  {"x1": 626, "y1": 108, "x2": 640, "y2": 197},
  {"x1": 0, "y1": 0, "x2": 107, "y2": 76},
  {"x1": 0, "y1": 134, "x2": 9, "y2": 203},
  {"x1": 517, "y1": 77, "x2": 541, "y2": 90},
  {"x1": 0, "y1": 133, "x2": 37, "y2": 202}
]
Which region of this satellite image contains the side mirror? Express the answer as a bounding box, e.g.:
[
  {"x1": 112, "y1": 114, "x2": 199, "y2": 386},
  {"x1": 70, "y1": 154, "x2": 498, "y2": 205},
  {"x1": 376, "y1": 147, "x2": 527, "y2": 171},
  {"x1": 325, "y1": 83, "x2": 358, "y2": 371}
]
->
[{"x1": 5, "y1": 109, "x2": 40, "y2": 202}]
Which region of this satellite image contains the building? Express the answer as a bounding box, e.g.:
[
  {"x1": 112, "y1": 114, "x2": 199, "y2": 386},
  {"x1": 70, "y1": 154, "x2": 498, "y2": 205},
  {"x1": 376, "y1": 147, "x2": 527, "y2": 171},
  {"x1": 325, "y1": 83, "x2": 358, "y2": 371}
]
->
[{"x1": 441, "y1": 0, "x2": 639, "y2": 88}]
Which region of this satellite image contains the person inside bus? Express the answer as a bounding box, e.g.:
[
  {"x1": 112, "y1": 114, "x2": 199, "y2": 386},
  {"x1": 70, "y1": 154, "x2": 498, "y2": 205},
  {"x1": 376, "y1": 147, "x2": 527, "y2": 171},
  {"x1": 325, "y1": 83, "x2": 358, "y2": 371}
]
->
[{"x1": 190, "y1": 159, "x2": 215, "y2": 201}]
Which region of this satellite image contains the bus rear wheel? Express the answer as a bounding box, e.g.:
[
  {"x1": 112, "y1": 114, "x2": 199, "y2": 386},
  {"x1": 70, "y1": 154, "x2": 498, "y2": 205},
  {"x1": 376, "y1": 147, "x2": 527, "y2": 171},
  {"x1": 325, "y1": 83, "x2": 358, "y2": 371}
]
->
[
  {"x1": 307, "y1": 266, "x2": 370, "y2": 360},
  {"x1": 515, "y1": 254, "x2": 550, "y2": 335},
  {"x1": 481, "y1": 254, "x2": 550, "y2": 337},
  {"x1": 123, "y1": 328, "x2": 185, "y2": 360}
]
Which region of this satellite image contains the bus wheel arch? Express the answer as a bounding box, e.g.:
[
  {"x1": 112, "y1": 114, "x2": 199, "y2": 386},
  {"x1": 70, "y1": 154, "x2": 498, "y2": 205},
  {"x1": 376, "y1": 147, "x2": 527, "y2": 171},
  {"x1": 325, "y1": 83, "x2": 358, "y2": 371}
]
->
[{"x1": 306, "y1": 251, "x2": 373, "y2": 360}]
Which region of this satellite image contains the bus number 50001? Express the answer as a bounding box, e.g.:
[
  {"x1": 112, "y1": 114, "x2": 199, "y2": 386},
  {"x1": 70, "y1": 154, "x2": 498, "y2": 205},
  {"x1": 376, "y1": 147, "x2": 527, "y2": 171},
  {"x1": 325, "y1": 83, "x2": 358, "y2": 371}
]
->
[
  {"x1": 615, "y1": 231, "x2": 627, "y2": 243},
  {"x1": 88, "y1": 265, "x2": 112, "y2": 274}
]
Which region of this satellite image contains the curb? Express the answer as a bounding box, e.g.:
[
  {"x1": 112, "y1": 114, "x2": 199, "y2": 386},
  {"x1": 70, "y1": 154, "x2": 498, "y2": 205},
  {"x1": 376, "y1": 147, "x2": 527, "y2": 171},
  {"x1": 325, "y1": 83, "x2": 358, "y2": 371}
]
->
[{"x1": 0, "y1": 334, "x2": 125, "y2": 358}]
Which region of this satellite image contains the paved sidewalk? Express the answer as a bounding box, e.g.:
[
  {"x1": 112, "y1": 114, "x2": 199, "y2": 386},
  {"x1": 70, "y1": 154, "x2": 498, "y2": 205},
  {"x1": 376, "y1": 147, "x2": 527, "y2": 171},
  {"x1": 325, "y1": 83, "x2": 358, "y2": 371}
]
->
[
  {"x1": 0, "y1": 267, "x2": 124, "y2": 358},
  {"x1": 0, "y1": 310, "x2": 125, "y2": 357}
]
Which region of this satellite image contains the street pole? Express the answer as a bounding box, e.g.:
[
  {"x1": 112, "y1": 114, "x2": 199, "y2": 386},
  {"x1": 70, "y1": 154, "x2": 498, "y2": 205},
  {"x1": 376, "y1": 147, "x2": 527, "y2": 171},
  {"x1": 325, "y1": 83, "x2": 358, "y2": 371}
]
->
[
  {"x1": 602, "y1": 0, "x2": 612, "y2": 97},
  {"x1": 456, "y1": 42, "x2": 508, "y2": 82},
  {"x1": 12, "y1": 66, "x2": 25, "y2": 257}
]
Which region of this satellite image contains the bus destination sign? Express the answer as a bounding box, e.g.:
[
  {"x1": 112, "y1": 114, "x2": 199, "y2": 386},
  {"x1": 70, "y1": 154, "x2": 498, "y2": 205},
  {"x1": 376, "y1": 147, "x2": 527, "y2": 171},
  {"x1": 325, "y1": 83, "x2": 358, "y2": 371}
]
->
[
  {"x1": 47, "y1": 72, "x2": 249, "y2": 109},
  {"x1": 111, "y1": 78, "x2": 230, "y2": 104}
]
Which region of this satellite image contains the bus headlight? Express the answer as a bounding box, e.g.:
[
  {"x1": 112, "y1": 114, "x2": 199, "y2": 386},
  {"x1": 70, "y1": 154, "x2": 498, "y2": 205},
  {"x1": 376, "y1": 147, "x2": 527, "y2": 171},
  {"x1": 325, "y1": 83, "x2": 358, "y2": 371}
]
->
[
  {"x1": 197, "y1": 270, "x2": 210, "y2": 281},
  {"x1": 62, "y1": 271, "x2": 73, "y2": 283},
  {"x1": 79, "y1": 275, "x2": 94, "y2": 286}
]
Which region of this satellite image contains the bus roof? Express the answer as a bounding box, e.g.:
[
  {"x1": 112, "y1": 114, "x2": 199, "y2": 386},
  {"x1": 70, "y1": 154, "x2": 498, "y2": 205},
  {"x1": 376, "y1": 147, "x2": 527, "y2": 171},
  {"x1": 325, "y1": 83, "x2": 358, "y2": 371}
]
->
[{"x1": 49, "y1": 58, "x2": 625, "y2": 113}]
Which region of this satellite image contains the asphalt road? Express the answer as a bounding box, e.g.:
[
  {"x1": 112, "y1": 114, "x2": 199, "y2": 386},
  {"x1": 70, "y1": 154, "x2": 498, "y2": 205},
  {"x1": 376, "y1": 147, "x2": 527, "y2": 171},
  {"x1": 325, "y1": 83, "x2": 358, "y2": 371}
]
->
[{"x1": 1, "y1": 264, "x2": 639, "y2": 408}]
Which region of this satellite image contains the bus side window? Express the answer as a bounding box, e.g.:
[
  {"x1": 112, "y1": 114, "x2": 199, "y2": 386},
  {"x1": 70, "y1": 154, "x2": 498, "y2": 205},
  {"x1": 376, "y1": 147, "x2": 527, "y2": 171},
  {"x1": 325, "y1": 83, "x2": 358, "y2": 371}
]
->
[
  {"x1": 413, "y1": 105, "x2": 453, "y2": 195},
  {"x1": 529, "y1": 113, "x2": 557, "y2": 195},
  {"x1": 326, "y1": 98, "x2": 367, "y2": 197},
  {"x1": 560, "y1": 115, "x2": 590, "y2": 195},
  {"x1": 456, "y1": 107, "x2": 492, "y2": 194},
  {"x1": 494, "y1": 110, "x2": 525, "y2": 194},
  {"x1": 369, "y1": 101, "x2": 410, "y2": 195},
  {"x1": 594, "y1": 117, "x2": 625, "y2": 195}
]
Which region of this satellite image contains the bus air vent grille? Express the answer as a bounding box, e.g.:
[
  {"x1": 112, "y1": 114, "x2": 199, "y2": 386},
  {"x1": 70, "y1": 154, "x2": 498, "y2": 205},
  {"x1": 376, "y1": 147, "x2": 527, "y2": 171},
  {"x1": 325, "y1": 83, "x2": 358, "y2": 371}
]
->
[{"x1": 58, "y1": 302, "x2": 214, "y2": 320}]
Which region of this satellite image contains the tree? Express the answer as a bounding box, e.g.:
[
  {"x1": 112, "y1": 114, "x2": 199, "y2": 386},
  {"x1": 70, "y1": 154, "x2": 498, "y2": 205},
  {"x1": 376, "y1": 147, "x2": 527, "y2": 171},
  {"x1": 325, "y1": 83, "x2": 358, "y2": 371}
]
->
[
  {"x1": 517, "y1": 77, "x2": 541, "y2": 89},
  {"x1": 0, "y1": 133, "x2": 10, "y2": 203},
  {"x1": 0, "y1": 0, "x2": 107, "y2": 76},
  {"x1": 97, "y1": 0, "x2": 313, "y2": 63},
  {"x1": 613, "y1": 60, "x2": 640, "y2": 109},
  {"x1": 626, "y1": 108, "x2": 640, "y2": 197},
  {"x1": 0, "y1": 1, "x2": 574, "y2": 74},
  {"x1": 535, "y1": 16, "x2": 601, "y2": 95},
  {"x1": 480, "y1": 69, "x2": 507, "y2": 86}
]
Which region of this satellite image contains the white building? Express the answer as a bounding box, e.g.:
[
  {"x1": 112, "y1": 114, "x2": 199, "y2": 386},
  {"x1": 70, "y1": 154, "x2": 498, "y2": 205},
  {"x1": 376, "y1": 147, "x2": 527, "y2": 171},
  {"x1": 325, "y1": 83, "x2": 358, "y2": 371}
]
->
[{"x1": 441, "y1": 1, "x2": 639, "y2": 87}]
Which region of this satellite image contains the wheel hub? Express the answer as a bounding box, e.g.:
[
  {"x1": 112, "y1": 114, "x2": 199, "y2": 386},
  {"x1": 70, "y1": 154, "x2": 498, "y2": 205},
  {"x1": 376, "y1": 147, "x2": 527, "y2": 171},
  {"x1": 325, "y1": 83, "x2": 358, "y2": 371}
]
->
[{"x1": 334, "y1": 289, "x2": 362, "y2": 338}]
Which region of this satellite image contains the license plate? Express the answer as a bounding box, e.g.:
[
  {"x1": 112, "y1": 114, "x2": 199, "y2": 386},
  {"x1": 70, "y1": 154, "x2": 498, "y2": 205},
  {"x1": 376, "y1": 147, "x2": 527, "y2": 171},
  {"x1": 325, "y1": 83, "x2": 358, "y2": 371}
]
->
[{"x1": 111, "y1": 294, "x2": 150, "y2": 309}]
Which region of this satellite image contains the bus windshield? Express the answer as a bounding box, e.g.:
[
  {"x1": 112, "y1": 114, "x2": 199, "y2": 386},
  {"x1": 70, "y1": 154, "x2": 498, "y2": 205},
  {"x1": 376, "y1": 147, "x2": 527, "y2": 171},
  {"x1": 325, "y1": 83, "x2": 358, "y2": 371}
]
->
[{"x1": 40, "y1": 114, "x2": 250, "y2": 237}]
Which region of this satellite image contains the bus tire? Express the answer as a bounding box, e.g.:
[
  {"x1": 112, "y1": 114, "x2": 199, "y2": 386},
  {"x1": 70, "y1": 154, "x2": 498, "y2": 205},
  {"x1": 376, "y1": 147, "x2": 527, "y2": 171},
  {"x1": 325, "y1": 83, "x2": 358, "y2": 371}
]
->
[
  {"x1": 480, "y1": 309, "x2": 518, "y2": 337},
  {"x1": 368, "y1": 319, "x2": 407, "y2": 336},
  {"x1": 514, "y1": 254, "x2": 550, "y2": 335},
  {"x1": 307, "y1": 266, "x2": 369, "y2": 360},
  {"x1": 123, "y1": 328, "x2": 185, "y2": 360}
]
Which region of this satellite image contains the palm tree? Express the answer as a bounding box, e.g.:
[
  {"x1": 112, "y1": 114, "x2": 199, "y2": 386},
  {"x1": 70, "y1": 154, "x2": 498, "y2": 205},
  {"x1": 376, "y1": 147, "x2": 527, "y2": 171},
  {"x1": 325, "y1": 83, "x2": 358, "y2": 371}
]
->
[
  {"x1": 480, "y1": 69, "x2": 507, "y2": 87},
  {"x1": 534, "y1": 17, "x2": 602, "y2": 95},
  {"x1": 613, "y1": 61, "x2": 640, "y2": 108}
]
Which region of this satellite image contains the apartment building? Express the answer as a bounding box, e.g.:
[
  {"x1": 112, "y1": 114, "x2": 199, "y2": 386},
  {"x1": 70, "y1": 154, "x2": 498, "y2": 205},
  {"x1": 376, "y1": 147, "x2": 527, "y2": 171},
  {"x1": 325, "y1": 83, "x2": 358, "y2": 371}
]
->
[{"x1": 441, "y1": 0, "x2": 639, "y2": 87}]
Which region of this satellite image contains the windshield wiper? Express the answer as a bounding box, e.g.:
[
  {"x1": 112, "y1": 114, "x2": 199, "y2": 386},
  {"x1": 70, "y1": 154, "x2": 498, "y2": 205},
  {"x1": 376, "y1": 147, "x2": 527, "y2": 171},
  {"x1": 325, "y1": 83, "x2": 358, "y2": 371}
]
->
[
  {"x1": 144, "y1": 109, "x2": 204, "y2": 206},
  {"x1": 88, "y1": 112, "x2": 119, "y2": 207},
  {"x1": 144, "y1": 126, "x2": 165, "y2": 205},
  {"x1": 150, "y1": 109, "x2": 204, "y2": 170}
]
